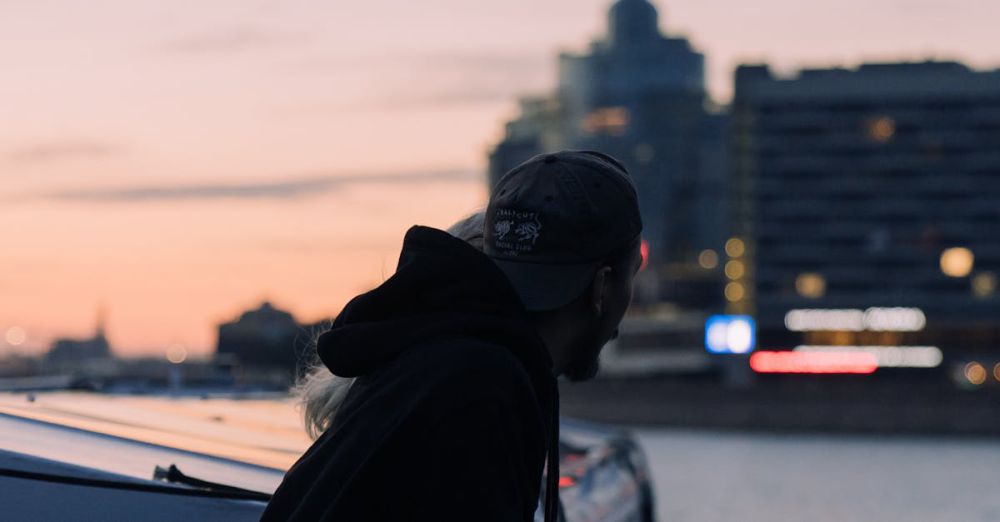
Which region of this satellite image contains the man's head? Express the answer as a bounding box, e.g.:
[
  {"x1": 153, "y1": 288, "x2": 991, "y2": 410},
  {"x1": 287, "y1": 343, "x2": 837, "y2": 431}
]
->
[{"x1": 485, "y1": 151, "x2": 643, "y2": 381}]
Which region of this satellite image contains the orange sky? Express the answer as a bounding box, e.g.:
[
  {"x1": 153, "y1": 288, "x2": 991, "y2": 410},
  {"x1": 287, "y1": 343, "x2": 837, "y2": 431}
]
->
[{"x1": 2, "y1": 0, "x2": 998, "y2": 357}]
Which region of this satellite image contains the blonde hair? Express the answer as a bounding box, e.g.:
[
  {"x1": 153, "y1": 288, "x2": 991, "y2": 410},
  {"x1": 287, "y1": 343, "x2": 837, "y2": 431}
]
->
[{"x1": 295, "y1": 211, "x2": 485, "y2": 439}]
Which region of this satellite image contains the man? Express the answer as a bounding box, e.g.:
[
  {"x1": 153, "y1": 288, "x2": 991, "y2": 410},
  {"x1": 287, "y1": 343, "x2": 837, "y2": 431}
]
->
[{"x1": 262, "y1": 151, "x2": 643, "y2": 522}]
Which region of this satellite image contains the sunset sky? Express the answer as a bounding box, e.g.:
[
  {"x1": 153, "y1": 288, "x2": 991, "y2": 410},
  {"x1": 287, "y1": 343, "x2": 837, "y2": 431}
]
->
[{"x1": 2, "y1": 0, "x2": 998, "y2": 357}]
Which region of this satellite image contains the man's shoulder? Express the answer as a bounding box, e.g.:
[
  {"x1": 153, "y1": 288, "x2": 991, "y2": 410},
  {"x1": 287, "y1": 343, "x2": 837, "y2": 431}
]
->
[
  {"x1": 398, "y1": 337, "x2": 539, "y2": 396},
  {"x1": 417, "y1": 337, "x2": 529, "y2": 374}
]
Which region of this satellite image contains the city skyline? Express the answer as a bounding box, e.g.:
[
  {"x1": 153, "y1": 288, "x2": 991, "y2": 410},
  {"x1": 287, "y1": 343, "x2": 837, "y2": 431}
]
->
[{"x1": 3, "y1": 0, "x2": 999, "y2": 356}]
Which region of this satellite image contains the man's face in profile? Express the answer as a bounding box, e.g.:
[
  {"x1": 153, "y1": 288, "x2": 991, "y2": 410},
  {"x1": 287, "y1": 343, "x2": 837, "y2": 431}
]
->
[{"x1": 564, "y1": 244, "x2": 643, "y2": 382}]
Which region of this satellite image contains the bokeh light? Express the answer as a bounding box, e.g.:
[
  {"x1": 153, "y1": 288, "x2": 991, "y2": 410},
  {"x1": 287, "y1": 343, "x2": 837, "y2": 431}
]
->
[
  {"x1": 940, "y1": 247, "x2": 974, "y2": 278},
  {"x1": 725, "y1": 260, "x2": 745, "y2": 280},
  {"x1": 705, "y1": 315, "x2": 756, "y2": 354},
  {"x1": 866, "y1": 116, "x2": 896, "y2": 143},
  {"x1": 581, "y1": 107, "x2": 629, "y2": 135},
  {"x1": 166, "y1": 344, "x2": 188, "y2": 364},
  {"x1": 795, "y1": 273, "x2": 827, "y2": 299},
  {"x1": 750, "y1": 351, "x2": 878, "y2": 374},
  {"x1": 725, "y1": 238, "x2": 745, "y2": 258},
  {"x1": 725, "y1": 282, "x2": 746, "y2": 302},
  {"x1": 971, "y1": 271, "x2": 997, "y2": 298},
  {"x1": 964, "y1": 362, "x2": 987, "y2": 386},
  {"x1": 5, "y1": 327, "x2": 27, "y2": 346},
  {"x1": 698, "y1": 249, "x2": 719, "y2": 270}
]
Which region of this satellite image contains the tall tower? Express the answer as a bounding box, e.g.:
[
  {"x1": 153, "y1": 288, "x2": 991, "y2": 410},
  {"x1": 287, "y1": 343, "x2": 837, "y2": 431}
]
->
[
  {"x1": 95, "y1": 305, "x2": 107, "y2": 340},
  {"x1": 608, "y1": 0, "x2": 661, "y2": 47}
]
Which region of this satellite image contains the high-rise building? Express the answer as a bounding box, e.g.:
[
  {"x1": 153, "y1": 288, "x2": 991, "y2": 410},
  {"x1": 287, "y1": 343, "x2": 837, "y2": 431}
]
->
[
  {"x1": 731, "y1": 61, "x2": 1000, "y2": 358},
  {"x1": 489, "y1": 0, "x2": 728, "y2": 308}
]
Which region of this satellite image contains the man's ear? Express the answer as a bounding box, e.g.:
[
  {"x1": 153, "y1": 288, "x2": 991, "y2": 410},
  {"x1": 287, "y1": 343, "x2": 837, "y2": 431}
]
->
[{"x1": 590, "y1": 266, "x2": 613, "y2": 316}]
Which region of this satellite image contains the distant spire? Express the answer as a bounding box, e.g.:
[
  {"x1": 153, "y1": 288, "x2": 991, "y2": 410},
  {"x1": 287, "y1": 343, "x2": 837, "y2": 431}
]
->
[
  {"x1": 608, "y1": 0, "x2": 661, "y2": 47},
  {"x1": 95, "y1": 304, "x2": 107, "y2": 338}
]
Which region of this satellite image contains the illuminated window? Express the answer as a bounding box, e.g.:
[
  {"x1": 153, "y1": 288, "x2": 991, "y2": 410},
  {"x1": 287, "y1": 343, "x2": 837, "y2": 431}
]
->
[
  {"x1": 581, "y1": 107, "x2": 628, "y2": 136},
  {"x1": 633, "y1": 143, "x2": 655, "y2": 164},
  {"x1": 795, "y1": 273, "x2": 826, "y2": 299},
  {"x1": 971, "y1": 271, "x2": 996, "y2": 298},
  {"x1": 940, "y1": 247, "x2": 974, "y2": 278},
  {"x1": 725, "y1": 282, "x2": 746, "y2": 302},
  {"x1": 698, "y1": 249, "x2": 719, "y2": 270},
  {"x1": 725, "y1": 238, "x2": 745, "y2": 258},
  {"x1": 866, "y1": 116, "x2": 895, "y2": 143},
  {"x1": 725, "y1": 260, "x2": 745, "y2": 280}
]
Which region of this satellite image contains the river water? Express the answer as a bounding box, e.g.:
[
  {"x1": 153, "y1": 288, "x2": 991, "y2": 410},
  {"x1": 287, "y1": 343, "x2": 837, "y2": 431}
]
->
[{"x1": 634, "y1": 429, "x2": 1000, "y2": 522}]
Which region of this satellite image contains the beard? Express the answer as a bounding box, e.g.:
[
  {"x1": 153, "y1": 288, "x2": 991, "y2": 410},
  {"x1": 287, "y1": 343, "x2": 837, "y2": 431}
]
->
[{"x1": 563, "y1": 352, "x2": 601, "y2": 382}]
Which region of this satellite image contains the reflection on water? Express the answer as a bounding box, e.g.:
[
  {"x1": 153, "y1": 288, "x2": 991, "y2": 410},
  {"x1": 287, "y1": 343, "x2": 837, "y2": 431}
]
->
[{"x1": 636, "y1": 429, "x2": 1000, "y2": 522}]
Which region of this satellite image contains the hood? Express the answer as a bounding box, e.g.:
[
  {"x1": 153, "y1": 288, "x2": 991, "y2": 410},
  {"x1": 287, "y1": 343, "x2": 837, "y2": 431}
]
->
[{"x1": 316, "y1": 226, "x2": 552, "y2": 381}]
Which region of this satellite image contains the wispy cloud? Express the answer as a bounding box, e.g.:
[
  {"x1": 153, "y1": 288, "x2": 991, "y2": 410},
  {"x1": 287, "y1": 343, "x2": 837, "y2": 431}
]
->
[
  {"x1": 246, "y1": 238, "x2": 396, "y2": 254},
  {"x1": 35, "y1": 169, "x2": 479, "y2": 203},
  {"x1": 356, "y1": 88, "x2": 521, "y2": 110},
  {"x1": 279, "y1": 50, "x2": 549, "y2": 112},
  {"x1": 10, "y1": 141, "x2": 122, "y2": 164},
  {"x1": 411, "y1": 51, "x2": 549, "y2": 75},
  {"x1": 157, "y1": 26, "x2": 304, "y2": 55},
  {"x1": 283, "y1": 50, "x2": 547, "y2": 76}
]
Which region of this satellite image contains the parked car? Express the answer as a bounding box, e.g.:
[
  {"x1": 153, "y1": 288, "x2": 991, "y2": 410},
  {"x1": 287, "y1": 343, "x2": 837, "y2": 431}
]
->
[{"x1": 537, "y1": 418, "x2": 656, "y2": 522}]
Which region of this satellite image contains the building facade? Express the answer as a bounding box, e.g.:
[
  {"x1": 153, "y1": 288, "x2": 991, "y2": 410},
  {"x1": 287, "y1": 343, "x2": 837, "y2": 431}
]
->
[{"x1": 731, "y1": 62, "x2": 1000, "y2": 360}]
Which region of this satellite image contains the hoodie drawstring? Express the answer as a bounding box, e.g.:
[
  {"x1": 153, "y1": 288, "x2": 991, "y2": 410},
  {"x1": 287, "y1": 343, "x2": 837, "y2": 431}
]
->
[{"x1": 544, "y1": 388, "x2": 560, "y2": 522}]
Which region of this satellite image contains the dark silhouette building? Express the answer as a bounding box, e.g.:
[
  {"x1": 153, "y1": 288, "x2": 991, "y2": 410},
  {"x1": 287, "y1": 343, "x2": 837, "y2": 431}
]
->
[
  {"x1": 489, "y1": 0, "x2": 728, "y2": 309},
  {"x1": 216, "y1": 302, "x2": 304, "y2": 374},
  {"x1": 46, "y1": 310, "x2": 113, "y2": 366}
]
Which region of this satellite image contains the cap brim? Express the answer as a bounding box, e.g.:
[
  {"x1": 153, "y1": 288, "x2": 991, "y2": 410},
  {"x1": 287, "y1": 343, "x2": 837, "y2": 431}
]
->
[{"x1": 491, "y1": 259, "x2": 600, "y2": 311}]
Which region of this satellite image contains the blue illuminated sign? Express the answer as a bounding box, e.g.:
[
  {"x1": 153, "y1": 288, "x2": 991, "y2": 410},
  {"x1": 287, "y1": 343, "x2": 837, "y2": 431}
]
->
[{"x1": 705, "y1": 315, "x2": 756, "y2": 354}]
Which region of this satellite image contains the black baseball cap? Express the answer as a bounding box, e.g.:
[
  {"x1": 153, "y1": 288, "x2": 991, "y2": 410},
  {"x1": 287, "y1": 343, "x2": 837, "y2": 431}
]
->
[{"x1": 485, "y1": 150, "x2": 643, "y2": 311}]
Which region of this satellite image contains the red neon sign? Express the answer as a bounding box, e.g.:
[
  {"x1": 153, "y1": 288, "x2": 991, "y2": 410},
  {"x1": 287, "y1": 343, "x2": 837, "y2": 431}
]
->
[{"x1": 749, "y1": 351, "x2": 878, "y2": 374}]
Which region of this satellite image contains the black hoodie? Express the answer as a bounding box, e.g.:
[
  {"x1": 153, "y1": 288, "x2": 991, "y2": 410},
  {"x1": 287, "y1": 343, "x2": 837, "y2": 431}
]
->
[{"x1": 261, "y1": 226, "x2": 559, "y2": 522}]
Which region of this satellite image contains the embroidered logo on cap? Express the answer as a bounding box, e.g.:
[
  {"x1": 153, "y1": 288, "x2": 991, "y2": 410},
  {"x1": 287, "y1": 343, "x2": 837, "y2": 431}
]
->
[{"x1": 493, "y1": 208, "x2": 543, "y2": 256}]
